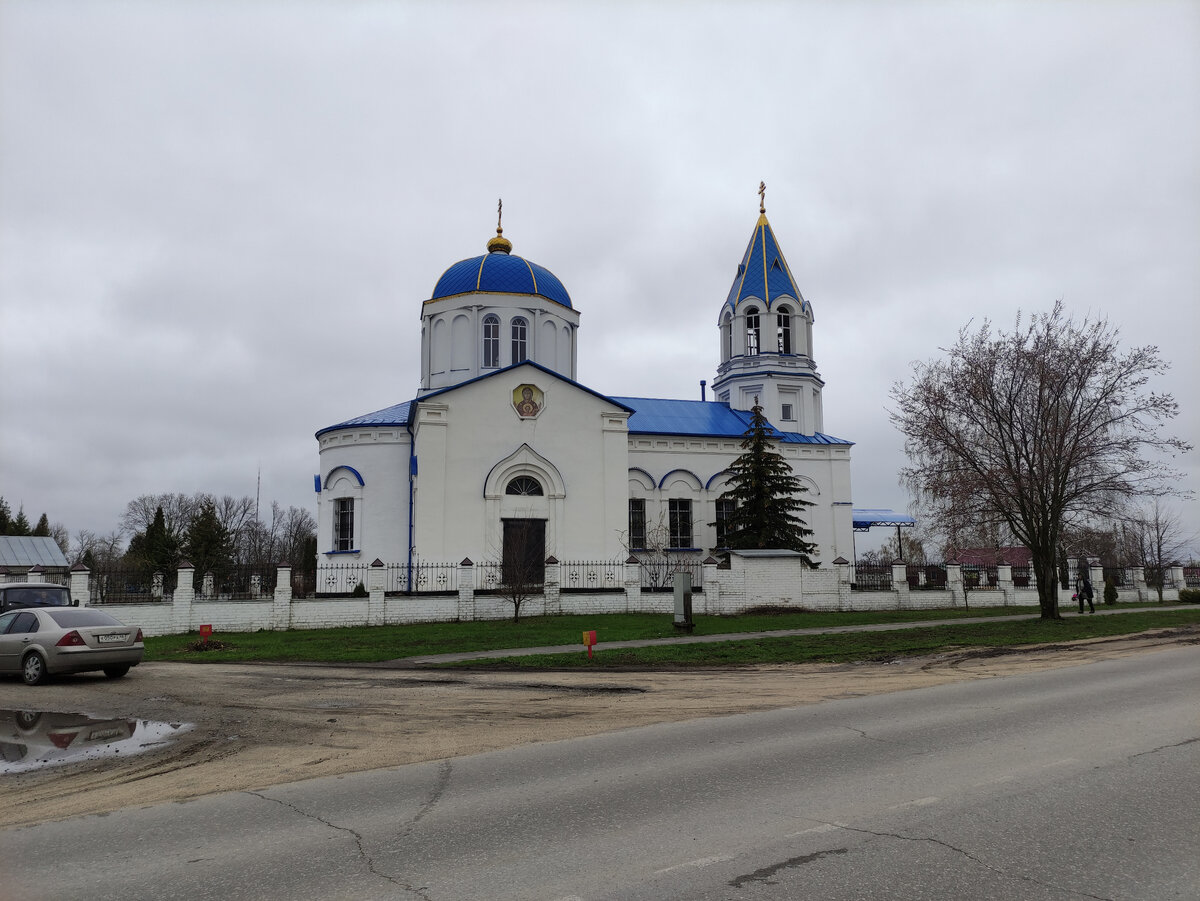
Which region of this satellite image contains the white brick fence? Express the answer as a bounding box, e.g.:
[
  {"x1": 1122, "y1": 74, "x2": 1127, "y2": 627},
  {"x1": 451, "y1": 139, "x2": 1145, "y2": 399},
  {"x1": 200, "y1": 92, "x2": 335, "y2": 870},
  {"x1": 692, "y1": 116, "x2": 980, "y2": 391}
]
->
[{"x1": 59, "y1": 553, "x2": 1190, "y2": 638}]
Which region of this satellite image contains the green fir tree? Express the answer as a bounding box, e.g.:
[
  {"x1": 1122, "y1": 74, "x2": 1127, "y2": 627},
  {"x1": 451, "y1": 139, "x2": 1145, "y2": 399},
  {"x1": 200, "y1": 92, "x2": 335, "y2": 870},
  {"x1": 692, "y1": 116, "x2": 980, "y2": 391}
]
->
[
  {"x1": 10, "y1": 507, "x2": 31, "y2": 536},
  {"x1": 185, "y1": 500, "x2": 232, "y2": 582},
  {"x1": 718, "y1": 401, "x2": 819, "y2": 566}
]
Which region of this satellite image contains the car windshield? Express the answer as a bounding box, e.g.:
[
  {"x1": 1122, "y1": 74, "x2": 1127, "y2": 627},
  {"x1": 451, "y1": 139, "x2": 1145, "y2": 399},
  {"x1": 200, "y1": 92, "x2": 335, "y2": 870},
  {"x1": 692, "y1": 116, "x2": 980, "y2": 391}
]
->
[
  {"x1": 43, "y1": 609, "x2": 124, "y2": 628},
  {"x1": 5, "y1": 586, "x2": 71, "y2": 607}
]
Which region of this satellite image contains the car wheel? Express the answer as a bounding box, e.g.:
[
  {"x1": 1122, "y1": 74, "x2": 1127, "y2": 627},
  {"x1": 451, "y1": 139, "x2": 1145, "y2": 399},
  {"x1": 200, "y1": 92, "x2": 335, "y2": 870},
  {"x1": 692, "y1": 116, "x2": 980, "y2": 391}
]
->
[
  {"x1": 22, "y1": 652, "x2": 48, "y2": 686},
  {"x1": 15, "y1": 710, "x2": 41, "y2": 730},
  {"x1": 103, "y1": 665, "x2": 130, "y2": 679}
]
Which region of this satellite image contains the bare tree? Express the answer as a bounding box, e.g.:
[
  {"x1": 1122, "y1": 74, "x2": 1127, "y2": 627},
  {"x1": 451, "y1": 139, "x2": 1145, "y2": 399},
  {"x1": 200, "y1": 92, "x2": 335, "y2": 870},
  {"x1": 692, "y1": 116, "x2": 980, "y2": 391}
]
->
[
  {"x1": 497, "y1": 519, "x2": 544, "y2": 623},
  {"x1": 121, "y1": 493, "x2": 197, "y2": 545},
  {"x1": 1125, "y1": 501, "x2": 1193, "y2": 601},
  {"x1": 891, "y1": 302, "x2": 1189, "y2": 619}
]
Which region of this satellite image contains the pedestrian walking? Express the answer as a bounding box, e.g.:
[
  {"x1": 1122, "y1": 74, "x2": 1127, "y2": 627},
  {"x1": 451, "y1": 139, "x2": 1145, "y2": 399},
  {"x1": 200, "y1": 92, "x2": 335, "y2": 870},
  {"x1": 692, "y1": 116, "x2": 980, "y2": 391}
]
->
[{"x1": 1077, "y1": 575, "x2": 1095, "y2": 614}]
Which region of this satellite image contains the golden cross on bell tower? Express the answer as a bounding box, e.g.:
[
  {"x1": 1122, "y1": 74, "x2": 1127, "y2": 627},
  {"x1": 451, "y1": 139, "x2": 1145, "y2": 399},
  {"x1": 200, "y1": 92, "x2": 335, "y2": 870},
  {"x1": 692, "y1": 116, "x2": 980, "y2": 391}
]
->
[
  {"x1": 496, "y1": 198, "x2": 504, "y2": 236},
  {"x1": 758, "y1": 181, "x2": 766, "y2": 214}
]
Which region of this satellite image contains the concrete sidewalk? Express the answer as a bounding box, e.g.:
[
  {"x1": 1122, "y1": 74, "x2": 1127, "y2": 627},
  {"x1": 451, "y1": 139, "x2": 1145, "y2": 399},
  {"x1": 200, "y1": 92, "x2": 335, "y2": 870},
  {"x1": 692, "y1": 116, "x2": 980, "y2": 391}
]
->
[{"x1": 391, "y1": 605, "x2": 1188, "y2": 666}]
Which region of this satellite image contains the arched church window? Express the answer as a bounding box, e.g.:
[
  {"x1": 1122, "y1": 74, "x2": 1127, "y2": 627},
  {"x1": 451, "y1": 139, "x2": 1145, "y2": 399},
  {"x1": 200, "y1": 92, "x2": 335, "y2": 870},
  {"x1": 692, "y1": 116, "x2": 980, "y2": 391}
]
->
[
  {"x1": 483, "y1": 315, "x2": 500, "y2": 368},
  {"x1": 745, "y1": 308, "x2": 760, "y2": 356},
  {"x1": 511, "y1": 317, "x2": 528, "y2": 364},
  {"x1": 505, "y1": 476, "x2": 543, "y2": 496},
  {"x1": 722, "y1": 315, "x2": 733, "y2": 360},
  {"x1": 776, "y1": 307, "x2": 792, "y2": 354}
]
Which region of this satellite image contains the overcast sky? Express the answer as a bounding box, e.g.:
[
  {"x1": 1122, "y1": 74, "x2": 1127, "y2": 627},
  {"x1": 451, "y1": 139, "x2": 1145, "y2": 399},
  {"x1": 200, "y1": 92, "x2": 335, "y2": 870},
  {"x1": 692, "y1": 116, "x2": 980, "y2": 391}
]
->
[{"x1": 2, "y1": 0, "x2": 1197, "y2": 556}]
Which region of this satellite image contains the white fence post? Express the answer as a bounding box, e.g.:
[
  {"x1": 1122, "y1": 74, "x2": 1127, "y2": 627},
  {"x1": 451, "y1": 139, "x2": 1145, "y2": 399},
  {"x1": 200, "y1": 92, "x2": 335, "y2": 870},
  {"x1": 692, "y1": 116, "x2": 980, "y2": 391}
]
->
[
  {"x1": 624, "y1": 555, "x2": 642, "y2": 613},
  {"x1": 458, "y1": 558, "x2": 475, "y2": 621},
  {"x1": 273, "y1": 565, "x2": 293, "y2": 631},
  {"x1": 701, "y1": 557, "x2": 720, "y2": 614},
  {"x1": 891, "y1": 560, "x2": 909, "y2": 609},
  {"x1": 996, "y1": 561, "x2": 1013, "y2": 606},
  {"x1": 543, "y1": 557, "x2": 561, "y2": 616},
  {"x1": 832, "y1": 557, "x2": 852, "y2": 611},
  {"x1": 367, "y1": 559, "x2": 386, "y2": 626},
  {"x1": 946, "y1": 562, "x2": 964, "y2": 607},
  {"x1": 69, "y1": 563, "x2": 90, "y2": 607},
  {"x1": 174, "y1": 562, "x2": 195, "y2": 634},
  {"x1": 1169, "y1": 564, "x2": 1186, "y2": 595}
]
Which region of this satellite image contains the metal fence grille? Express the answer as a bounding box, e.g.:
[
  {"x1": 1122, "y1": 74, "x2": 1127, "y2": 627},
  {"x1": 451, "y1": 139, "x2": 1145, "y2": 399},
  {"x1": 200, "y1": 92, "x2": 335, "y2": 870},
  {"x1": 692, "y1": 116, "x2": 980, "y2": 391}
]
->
[
  {"x1": 851, "y1": 564, "x2": 892, "y2": 591},
  {"x1": 88, "y1": 570, "x2": 169, "y2": 604},
  {"x1": 560, "y1": 560, "x2": 624, "y2": 592},
  {"x1": 315, "y1": 563, "x2": 370, "y2": 596},
  {"x1": 637, "y1": 555, "x2": 703, "y2": 591},
  {"x1": 962, "y1": 565, "x2": 999, "y2": 589},
  {"x1": 405, "y1": 561, "x2": 459, "y2": 594},
  {"x1": 194, "y1": 566, "x2": 277, "y2": 600},
  {"x1": 905, "y1": 564, "x2": 947, "y2": 590}
]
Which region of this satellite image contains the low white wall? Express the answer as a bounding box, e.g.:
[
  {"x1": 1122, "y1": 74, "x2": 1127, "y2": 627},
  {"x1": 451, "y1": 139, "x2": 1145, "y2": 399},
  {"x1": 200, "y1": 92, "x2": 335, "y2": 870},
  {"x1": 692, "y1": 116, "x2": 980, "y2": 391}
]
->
[{"x1": 81, "y1": 561, "x2": 1187, "y2": 638}]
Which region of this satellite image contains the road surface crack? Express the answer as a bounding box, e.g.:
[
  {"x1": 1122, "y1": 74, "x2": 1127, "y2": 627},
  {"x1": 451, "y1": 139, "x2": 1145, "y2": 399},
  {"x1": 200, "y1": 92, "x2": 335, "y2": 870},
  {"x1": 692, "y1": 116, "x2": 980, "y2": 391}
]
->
[
  {"x1": 824, "y1": 822, "x2": 1114, "y2": 900},
  {"x1": 729, "y1": 849, "x2": 849, "y2": 886},
  {"x1": 400, "y1": 759, "x2": 452, "y2": 837},
  {"x1": 1130, "y1": 736, "x2": 1199, "y2": 760},
  {"x1": 245, "y1": 791, "x2": 427, "y2": 898},
  {"x1": 841, "y1": 725, "x2": 890, "y2": 743}
]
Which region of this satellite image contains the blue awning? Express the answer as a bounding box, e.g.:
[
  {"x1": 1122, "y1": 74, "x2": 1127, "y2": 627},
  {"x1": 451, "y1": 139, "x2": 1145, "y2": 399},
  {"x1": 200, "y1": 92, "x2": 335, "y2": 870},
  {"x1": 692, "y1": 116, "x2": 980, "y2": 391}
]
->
[{"x1": 852, "y1": 508, "x2": 916, "y2": 531}]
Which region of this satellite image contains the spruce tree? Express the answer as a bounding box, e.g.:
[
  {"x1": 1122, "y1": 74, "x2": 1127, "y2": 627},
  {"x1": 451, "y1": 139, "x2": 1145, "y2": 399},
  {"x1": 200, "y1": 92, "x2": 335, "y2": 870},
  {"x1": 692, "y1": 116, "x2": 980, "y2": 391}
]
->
[
  {"x1": 185, "y1": 500, "x2": 232, "y2": 582},
  {"x1": 719, "y1": 402, "x2": 819, "y2": 565},
  {"x1": 33, "y1": 513, "x2": 51, "y2": 537},
  {"x1": 10, "y1": 507, "x2": 31, "y2": 536}
]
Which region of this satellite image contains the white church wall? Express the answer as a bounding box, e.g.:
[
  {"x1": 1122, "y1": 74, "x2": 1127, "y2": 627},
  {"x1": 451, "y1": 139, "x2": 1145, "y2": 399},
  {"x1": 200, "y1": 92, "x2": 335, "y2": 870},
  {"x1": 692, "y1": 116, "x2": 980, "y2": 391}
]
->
[
  {"x1": 420, "y1": 293, "x2": 580, "y2": 392},
  {"x1": 316, "y1": 428, "x2": 413, "y2": 566},
  {"x1": 412, "y1": 365, "x2": 630, "y2": 564}
]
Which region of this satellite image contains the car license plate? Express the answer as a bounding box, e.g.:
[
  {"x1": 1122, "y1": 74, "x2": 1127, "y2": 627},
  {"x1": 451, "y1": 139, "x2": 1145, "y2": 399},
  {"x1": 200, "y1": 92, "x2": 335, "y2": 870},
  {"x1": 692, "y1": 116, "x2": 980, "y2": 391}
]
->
[
  {"x1": 97, "y1": 634, "x2": 127, "y2": 644},
  {"x1": 88, "y1": 727, "x2": 125, "y2": 741}
]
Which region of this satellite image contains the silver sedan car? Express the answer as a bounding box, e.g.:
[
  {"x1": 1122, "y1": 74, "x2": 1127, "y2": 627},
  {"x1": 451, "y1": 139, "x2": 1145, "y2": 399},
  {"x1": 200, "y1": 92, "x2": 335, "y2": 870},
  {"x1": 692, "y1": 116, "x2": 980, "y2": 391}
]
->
[{"x1": 0, "y1": 607, "x2": 145, "y2": 685}]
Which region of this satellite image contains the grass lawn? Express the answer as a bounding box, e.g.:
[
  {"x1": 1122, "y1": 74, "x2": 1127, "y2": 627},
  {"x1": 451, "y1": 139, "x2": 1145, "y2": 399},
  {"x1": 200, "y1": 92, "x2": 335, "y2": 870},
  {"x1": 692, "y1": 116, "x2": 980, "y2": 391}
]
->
[
  {"x1": 142, "y1": 602, "x2": 1199, "y2": 667},
  {"x1": 458, "y1": 608, "x2": 1200, "y2": 669}
]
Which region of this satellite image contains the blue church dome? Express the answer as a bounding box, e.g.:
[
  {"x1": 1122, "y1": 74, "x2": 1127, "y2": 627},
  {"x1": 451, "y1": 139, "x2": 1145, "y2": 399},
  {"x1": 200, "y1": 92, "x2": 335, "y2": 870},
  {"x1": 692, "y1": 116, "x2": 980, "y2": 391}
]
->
[{"x1": 431, "y1": 231, "x2": 572, "y2": 309}]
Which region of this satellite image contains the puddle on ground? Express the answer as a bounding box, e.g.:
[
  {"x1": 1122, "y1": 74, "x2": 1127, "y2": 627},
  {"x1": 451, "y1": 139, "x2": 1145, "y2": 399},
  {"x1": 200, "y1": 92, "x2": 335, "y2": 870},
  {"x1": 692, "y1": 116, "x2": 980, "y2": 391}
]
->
[{"x1": 0, "y1": 709, "x2": 193, "y2": 774}]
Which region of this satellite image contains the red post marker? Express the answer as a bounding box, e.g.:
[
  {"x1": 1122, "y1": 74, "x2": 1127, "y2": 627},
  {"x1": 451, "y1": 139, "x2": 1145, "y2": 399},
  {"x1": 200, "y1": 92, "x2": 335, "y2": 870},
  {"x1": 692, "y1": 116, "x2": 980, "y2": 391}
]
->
[
  {"x1": 583, "y1": 630, "x2": 597, "y2": 659},
  {"x1": 199, "y1": 624, "x2": 213, "y2": 639}
]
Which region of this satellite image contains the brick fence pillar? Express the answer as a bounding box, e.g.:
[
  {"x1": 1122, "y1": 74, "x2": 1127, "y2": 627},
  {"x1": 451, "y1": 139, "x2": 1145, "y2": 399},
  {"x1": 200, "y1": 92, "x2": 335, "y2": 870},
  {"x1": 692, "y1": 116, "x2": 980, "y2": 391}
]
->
[
  {"x1": 69, "y1": 563, "x2": 90, "y2": 607},
  {"x1": 457, "y1": 559, "x2": 476, "y2": 622},
  {"x1": 273, "y1": 566, "x2": 293, "y2": 631}
]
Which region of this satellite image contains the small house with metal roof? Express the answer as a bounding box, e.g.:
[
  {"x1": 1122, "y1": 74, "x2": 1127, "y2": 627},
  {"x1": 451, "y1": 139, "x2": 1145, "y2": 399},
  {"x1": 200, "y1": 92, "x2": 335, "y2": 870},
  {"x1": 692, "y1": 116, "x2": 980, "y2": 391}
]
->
[
  {"x1": 314, "y1": 193, "x2": 855, "y2": 580},
  {"x1": 0, "y1": 535, "x2": 70, "y2": 582}
]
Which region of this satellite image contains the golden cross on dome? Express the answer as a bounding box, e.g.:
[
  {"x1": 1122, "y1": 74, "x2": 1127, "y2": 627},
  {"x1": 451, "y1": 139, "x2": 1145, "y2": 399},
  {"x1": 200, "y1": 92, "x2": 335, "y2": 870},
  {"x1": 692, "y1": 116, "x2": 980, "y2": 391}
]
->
[
  {"x1": 758, "y1": 181, "x2": 766, "y2": 214},
  {"x1": 496, "y1": 198, "x2": 504, "y2": 235}
]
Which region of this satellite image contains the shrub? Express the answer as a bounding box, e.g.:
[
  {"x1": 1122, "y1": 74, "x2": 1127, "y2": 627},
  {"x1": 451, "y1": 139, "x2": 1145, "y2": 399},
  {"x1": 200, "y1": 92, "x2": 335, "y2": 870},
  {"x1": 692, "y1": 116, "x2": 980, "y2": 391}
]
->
[
  {"x1": 351, "y1": 581, "x2": 368, "y2": 598},
  {"x1": 1103, "y1": 577, "x2": 1118, "y2": 605},
  {"x1": 1178, "y1": 588, "x2": 1200, "y2": 604}
]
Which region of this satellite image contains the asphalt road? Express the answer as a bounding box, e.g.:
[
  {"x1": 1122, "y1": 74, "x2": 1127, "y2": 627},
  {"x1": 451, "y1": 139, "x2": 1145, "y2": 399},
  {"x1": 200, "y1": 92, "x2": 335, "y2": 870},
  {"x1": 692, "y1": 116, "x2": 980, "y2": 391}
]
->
[{"x1": 4, "y1": 646, "x2": 1197, "y2": 901}]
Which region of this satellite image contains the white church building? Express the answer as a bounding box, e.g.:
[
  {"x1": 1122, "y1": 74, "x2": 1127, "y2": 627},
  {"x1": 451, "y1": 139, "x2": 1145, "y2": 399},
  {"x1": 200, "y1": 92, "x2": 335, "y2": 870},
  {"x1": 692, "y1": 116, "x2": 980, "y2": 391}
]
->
[{"x1": 315, "y1": 200, "x2": 855, "y2": 585}]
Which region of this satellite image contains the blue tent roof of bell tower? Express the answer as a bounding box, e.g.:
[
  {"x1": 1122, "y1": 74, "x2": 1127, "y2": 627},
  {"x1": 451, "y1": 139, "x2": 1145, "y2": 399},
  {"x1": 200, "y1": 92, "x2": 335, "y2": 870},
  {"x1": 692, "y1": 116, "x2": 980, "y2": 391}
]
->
[{"x1": 724, "y1": 213, "x2": 807, "y2": 312}]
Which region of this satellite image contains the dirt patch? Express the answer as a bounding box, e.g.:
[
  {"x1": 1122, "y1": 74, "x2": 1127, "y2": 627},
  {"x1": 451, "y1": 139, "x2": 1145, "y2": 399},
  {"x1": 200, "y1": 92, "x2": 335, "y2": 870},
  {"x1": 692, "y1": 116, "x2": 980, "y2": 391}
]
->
[{"x1": 0, "y1": 628, "x2": 1193, "y2": 827}]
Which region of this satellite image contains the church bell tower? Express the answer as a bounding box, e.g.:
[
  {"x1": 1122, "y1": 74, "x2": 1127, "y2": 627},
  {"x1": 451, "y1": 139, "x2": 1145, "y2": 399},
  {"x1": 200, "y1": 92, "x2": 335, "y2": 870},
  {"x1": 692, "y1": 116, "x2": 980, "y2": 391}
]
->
[{"x1": 711, "y1": 185, "x2": 825, "y2": 435}]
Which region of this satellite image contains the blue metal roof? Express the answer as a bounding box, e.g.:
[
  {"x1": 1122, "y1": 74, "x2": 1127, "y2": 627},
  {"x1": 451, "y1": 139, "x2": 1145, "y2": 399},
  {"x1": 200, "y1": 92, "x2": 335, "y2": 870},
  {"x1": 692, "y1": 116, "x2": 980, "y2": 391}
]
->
[
  {"x1": 318, "y1": 391, "x2": 852, "y2": 446},
  {"x1": 431, "y1": 251, "x2": 572, "y2": 309},
  {"x1": 852, "y1": 508, "x2": 916, "y2": 530},
  {"x1": 615, "y1": 397, "x2": 852, "y2": 445},
  {"x1": 724, "y1": 213, "x2": 807, "y2": 313},
  {"x1": 615, "y1": 397, "x2": 756, "y2": 437},
  {"x1": 316, "y1": 400, "x2": 412, "y2": 437}
]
